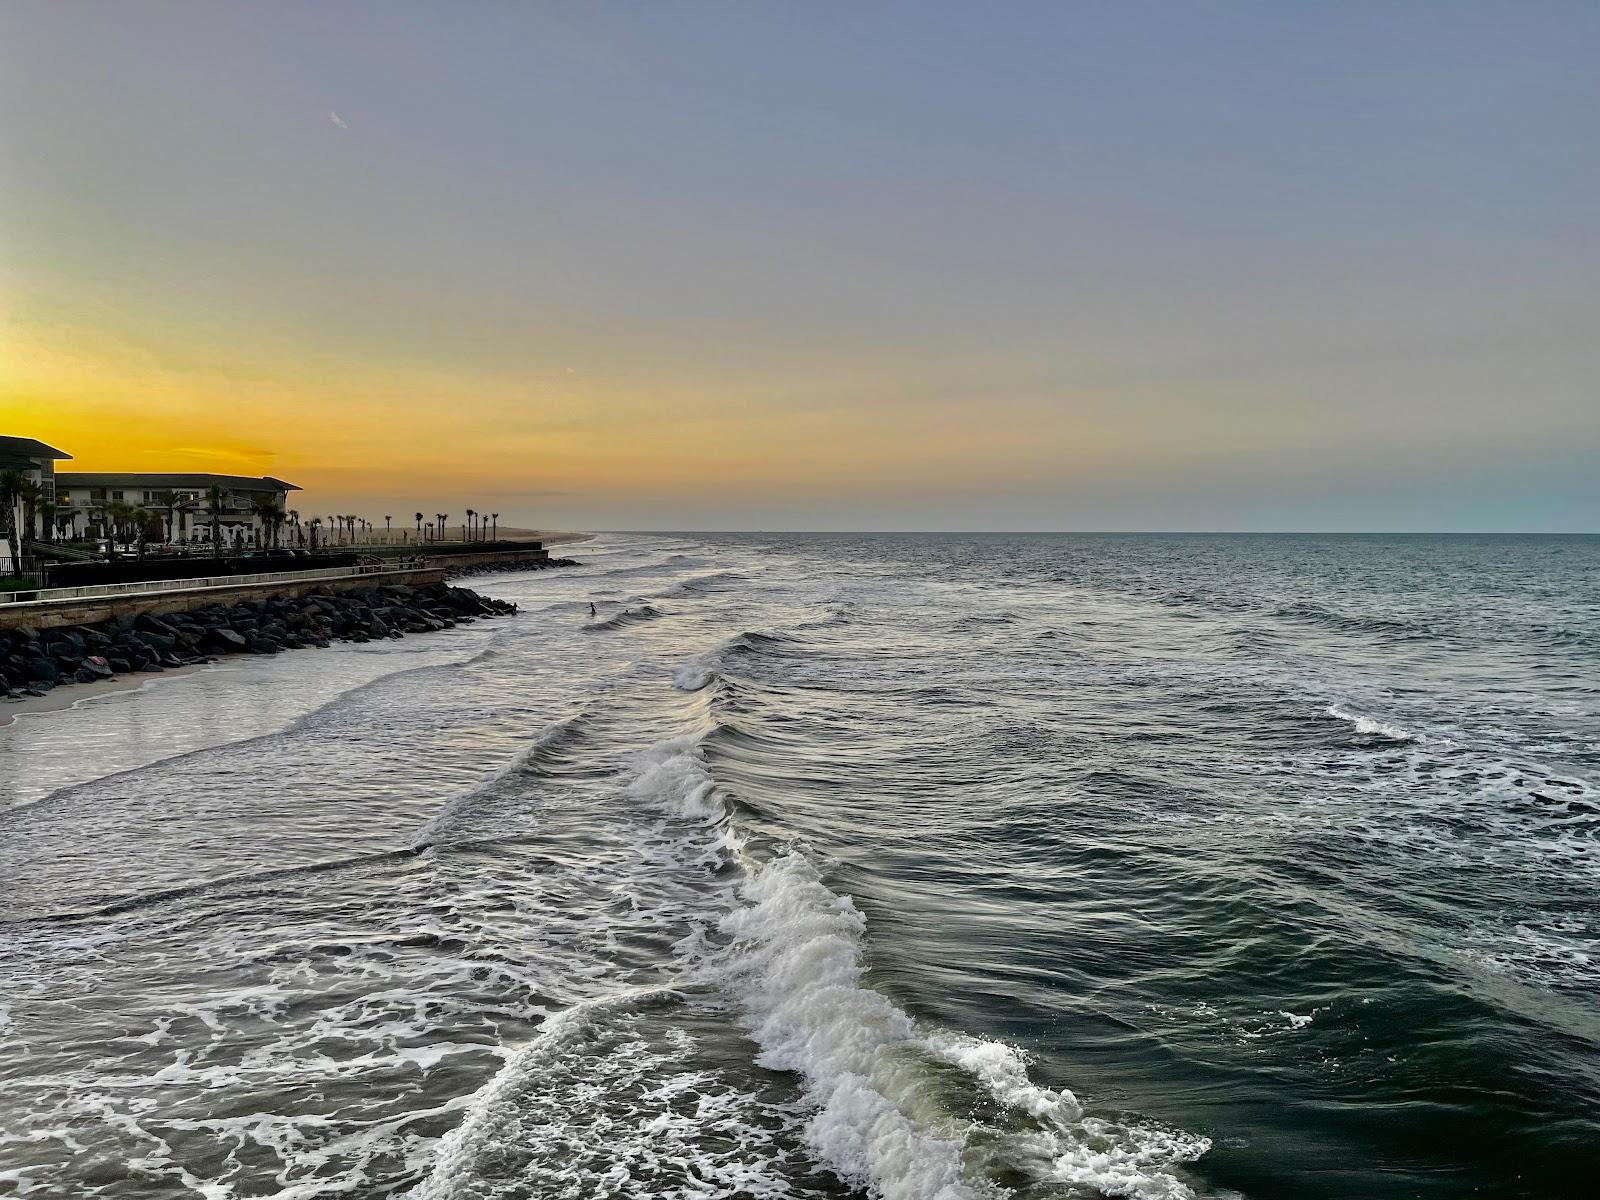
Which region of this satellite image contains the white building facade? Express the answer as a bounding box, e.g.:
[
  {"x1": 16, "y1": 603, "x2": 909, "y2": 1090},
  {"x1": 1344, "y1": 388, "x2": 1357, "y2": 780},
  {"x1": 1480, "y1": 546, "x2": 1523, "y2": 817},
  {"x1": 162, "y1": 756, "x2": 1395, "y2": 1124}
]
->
[{"x1": 53, "y1": 472, "x2": 303, "y2": 549}]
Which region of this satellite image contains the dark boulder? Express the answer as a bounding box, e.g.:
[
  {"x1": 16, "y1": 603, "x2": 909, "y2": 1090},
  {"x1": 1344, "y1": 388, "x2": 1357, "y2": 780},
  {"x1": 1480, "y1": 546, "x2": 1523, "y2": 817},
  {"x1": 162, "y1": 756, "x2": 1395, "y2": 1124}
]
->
[
  {"x1": 205, "y1": 628, "x2": 248, "y2": 652},
  {"x1": 135, "y1": 614, "x2": 181, "y2": 638},
  {"x1": 47, "y1": 629, "x2": 86, "y2": 656}
]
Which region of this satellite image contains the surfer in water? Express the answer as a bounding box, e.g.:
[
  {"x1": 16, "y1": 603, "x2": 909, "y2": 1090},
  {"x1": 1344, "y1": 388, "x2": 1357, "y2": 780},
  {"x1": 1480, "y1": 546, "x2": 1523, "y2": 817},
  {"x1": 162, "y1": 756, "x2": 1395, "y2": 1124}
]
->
[{"x1": 588, "y1": 602, "x2": 597, "y2": 618}]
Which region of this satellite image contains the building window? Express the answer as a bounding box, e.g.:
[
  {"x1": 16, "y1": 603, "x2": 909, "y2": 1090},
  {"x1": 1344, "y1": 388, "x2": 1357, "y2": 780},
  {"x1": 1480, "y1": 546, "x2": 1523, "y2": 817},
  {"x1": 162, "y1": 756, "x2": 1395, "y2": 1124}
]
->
[{"x1": 112, "y1": 490, "x2": 124, "y2": 500}]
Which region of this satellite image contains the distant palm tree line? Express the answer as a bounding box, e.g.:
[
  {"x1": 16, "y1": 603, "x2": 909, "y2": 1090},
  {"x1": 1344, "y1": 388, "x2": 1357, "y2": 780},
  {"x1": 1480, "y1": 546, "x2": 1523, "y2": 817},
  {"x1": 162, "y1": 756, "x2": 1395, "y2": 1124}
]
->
[
  {"x1": 9, "y1": 484, "x2": 509, "y2": 566},
  {"x1": 296, "y1": 509, "x2": 505, "y2": 546}
]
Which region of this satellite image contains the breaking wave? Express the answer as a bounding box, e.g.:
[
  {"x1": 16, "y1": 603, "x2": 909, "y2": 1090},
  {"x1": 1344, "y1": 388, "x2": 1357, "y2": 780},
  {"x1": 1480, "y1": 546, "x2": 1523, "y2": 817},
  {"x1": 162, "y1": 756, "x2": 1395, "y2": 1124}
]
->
[
  {"x1": 583, "y1": 603, "x2": 667, "y2": 633},
  {"x1": 706, "y1": 849, "x2": 1211, "y2": 1200},
  {"x1": 673, "y1": 631, "x2": 798, "y2": 692},
  {"x1": 1324, "y1": 704, "x2": 1418, "y2": 743},
  {"x1": 637, "y1": 653, "x2": 1216, "y2": 1200}
]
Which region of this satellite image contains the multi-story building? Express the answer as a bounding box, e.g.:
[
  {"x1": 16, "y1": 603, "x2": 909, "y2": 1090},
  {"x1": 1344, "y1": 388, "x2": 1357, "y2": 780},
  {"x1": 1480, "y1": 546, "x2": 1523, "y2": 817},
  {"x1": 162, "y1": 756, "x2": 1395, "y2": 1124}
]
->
[
  {"x1": 1, "y1": 435, "x2": 74, "y2": 569},
  {"x1": 54, "y1": 472, "x2": 302, "y2": 547}
]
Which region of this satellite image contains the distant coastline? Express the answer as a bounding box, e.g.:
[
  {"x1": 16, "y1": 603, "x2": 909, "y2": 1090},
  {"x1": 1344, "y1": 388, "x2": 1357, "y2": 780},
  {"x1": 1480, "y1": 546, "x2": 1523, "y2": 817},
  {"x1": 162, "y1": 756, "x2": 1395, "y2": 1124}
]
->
[{"x1": 0, "y1": 540, "x2": 598, "y2": 729}]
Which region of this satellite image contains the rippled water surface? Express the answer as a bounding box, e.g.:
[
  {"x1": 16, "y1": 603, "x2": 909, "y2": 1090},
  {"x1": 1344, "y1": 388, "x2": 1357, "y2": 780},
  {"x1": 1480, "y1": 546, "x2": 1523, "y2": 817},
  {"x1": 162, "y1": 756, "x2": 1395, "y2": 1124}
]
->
[{"x1": 2, "y1": 532, "x2": 1597, "y2": 1199}]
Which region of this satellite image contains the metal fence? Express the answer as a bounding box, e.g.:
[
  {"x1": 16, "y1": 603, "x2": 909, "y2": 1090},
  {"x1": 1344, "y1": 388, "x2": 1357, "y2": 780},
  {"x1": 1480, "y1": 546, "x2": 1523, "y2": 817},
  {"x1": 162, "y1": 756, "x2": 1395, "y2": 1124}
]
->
[{"x1": 0, "y1": 561, "x2": 429, "y2": 607}]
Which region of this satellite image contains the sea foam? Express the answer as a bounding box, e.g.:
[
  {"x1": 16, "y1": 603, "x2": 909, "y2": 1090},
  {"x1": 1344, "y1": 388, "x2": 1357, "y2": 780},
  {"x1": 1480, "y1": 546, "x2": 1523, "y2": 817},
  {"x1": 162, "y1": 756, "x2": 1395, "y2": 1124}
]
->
[
  {"x1": 1325, "y1": 704, "x2": 1417, "y2": 742},
  {"x1": 710, "y1": 849, "x2": 1211, "y2": 1200}
]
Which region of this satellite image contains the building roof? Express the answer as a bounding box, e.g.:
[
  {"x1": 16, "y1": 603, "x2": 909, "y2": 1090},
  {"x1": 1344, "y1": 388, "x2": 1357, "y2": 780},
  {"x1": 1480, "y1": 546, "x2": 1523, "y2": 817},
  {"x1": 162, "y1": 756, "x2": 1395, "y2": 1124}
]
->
[
  {"x1": 55, "y1": 472, "x2": 301, "y2": 492},
  {"x1": 0, "y1": 435, "x2": 72, "y2": 461}
]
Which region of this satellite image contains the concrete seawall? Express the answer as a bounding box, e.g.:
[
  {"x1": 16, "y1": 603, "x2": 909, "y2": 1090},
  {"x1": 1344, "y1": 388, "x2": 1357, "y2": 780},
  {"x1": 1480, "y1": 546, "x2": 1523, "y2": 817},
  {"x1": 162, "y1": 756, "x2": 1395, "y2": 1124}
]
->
[
  {"x1": 0, "y1": 566, "x2": 447, "y2": 631},
  {"x1": 426, "y1": 547, "x2": 552, "y2": 573}
]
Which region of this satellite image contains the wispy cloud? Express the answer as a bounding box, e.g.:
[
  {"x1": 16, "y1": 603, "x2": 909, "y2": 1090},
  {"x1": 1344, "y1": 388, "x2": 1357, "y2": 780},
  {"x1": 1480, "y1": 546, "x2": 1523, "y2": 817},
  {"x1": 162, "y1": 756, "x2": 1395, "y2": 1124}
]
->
[{"x1": 328, "y1": 110, "x2": 348, "y2": 130}]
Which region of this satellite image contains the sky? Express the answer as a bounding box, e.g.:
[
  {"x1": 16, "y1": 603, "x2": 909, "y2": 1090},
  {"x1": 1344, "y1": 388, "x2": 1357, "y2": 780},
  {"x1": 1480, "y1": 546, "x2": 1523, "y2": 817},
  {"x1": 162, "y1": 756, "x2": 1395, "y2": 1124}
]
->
[{"x1": 1, "y1": 1, "x2": 1595, "y2": 531}]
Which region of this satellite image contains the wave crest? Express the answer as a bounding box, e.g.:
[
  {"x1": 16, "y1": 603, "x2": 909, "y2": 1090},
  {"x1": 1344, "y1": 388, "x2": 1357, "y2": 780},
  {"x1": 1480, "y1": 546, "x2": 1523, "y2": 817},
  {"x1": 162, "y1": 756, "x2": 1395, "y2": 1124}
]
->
[
  {"x1": 707, "y1": 850, "x2": 1211, "y2": 1200},
  {"x1": 1325, "y1": 704, "x2": 1418, "y2": 743},
  {"x1": 673, "y1": 631, "x2": 798, "y2": 692},
  {"x1": 583, "y1": 603, "x2": 665, "y2": 633}
]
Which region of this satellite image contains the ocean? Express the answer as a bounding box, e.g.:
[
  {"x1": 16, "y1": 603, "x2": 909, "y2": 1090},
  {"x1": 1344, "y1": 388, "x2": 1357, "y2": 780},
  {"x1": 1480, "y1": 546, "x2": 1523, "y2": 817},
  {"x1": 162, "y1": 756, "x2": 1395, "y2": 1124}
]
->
[{"x1": 1, "y1": 532, "x2": 1596, "y2": 1199}]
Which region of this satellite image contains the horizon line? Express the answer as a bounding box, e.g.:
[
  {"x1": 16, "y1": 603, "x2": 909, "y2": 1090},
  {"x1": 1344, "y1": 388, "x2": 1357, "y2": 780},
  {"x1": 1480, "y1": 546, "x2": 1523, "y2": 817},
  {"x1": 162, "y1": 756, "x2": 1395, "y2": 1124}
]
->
[{"x1": 594, "y1": 528, "x2": 1600, "y2": 537}]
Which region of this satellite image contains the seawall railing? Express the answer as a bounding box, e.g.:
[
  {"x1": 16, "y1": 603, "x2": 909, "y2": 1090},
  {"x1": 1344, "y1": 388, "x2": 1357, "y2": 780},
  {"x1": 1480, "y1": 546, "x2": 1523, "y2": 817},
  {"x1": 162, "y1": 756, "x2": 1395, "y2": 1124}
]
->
[{"x1": 0, "y1": 561, "x2": 428, "y2": 607}]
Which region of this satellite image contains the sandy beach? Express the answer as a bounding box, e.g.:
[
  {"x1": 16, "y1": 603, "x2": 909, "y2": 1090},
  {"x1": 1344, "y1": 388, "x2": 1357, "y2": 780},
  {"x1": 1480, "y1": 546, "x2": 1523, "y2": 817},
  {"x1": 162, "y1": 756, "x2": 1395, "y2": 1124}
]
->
[{"x1": 1, "y1": 664, "x2": 207, "y2": 728}]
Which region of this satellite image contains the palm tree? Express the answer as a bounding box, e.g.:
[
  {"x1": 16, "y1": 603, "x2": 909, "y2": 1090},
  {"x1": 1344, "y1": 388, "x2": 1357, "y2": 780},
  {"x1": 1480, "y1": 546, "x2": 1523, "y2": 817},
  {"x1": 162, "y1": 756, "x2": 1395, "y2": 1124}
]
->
[
  {"x1": 133, "y1": 506, "x2": 158, "y2": 559},
  {"x1": 38, "y1": 501, "x2": 57, "y2": 546},
  {"x1": 251, "y1": 498, "x2": 271, "y2": 547},
  {"x1": 152, "y1": 489, "x2": 179, "y2": 544},
  {"x1": 308, "y1": 517, "x2": 322, "y2": 551},
  {"x1": 491, "y1": 512, "x2": 499, "y2": 541},
  {"x1": 287, "y1": 509, "x2": 301, "y2": 547},
  {"x1": 15, "y1": 478, "x2": 42, "y2": 549},
  {"x1": 253, "y1": 497, "x2": 286, "y2": 549},
  {"x1": 207, "y1": 484, "x2": 227, "y2": 557},
  {"x1": 436, "y1": 513, "x2": 446, "y2": 540},
  {"x1": 103, "y1": 500, "x2": 137, "y2": 561},
  {"x1": 0, "y1": 469, "x2": 24, "y2": 576}
]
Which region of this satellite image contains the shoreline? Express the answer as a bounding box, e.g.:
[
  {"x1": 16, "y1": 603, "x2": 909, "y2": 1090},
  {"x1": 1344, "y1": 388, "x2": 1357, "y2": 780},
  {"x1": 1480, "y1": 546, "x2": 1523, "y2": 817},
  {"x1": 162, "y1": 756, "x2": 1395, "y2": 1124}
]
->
[
  {"x1": 0, "y1": 583, "x2": 521, "y2": 720},
  {"x1": 0, "y1": 550, "x2": 589, "y2": 728},
  {"x1": 0, "y1": 665, "x2": 210, "y2": 728}
]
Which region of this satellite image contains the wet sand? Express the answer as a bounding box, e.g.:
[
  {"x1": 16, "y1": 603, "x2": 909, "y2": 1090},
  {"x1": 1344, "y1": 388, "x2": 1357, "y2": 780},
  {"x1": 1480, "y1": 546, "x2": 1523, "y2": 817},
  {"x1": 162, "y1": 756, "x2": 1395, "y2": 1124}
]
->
[{"x1": 0, "y1": 665, "x2": 208, "y2": 728}]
